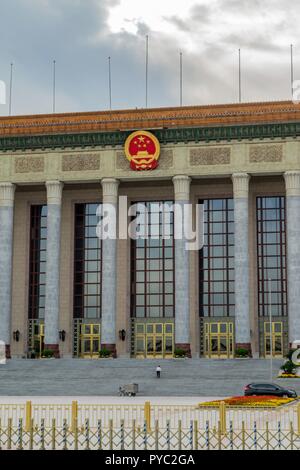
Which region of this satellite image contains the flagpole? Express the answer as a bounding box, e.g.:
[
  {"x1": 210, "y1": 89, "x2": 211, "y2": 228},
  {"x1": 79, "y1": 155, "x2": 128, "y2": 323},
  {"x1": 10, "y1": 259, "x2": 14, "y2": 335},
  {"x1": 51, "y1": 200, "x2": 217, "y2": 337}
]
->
[
  {"x1": 52, "y1": 59, "x2": 56, "y2": 113},
  {"x1": 108, "y1": 56, "x2": 112, "y2": 110},
  {"x1": 145, "y1": 35, "x2": 149, "y2": 108},
  {"x1": 290, "y1": 44, "x2": 294, "y2": 99},
  {"x1": 238, "y1": 48, "x2": 241, "y2": 103},
  {"x1": 180, "y1": 51, "x2": 183, "y2": 106},
  {"x1": 9, "y1": 62, "x2": 13, "y2": 116}
]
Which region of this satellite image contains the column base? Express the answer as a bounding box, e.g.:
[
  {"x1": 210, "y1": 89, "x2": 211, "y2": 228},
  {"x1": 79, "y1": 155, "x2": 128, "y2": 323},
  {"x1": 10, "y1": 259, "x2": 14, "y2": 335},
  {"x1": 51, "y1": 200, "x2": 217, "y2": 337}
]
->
[
  {"x1": 175, "y1": 343, "x2": 192, "y2": 358},
  {"x1": 5, "y1": 345, "x2": 11, "y2": 359},
  {"x1": 235, "y1": 343, "x2": 252, "y2": 357},
  {"x1": 101, "y1": 344, "x2": 117, "y2": 358},
  {"x1": 44, "y1": 344, "x2": 60, "y2": 358}
]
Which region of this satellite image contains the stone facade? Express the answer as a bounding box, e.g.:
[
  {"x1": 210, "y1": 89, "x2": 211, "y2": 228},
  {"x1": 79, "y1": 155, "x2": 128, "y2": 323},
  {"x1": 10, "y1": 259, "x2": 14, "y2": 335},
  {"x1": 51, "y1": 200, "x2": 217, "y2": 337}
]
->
[
  {"x1": 0, "y1": 101, "x2": 300, "y2": 359},
  {"x1": 15, "y1": 156, "x2": 44, "y2": 173},
  {"x1": 249, "y1": 144, "x2": 283, "y2": 163},
  {"x1": 62, "y1": 153, "x2": 100, "y2": 172},
  {"x1": 189, "y1": 147, "x2": 230, "y2": 166}
]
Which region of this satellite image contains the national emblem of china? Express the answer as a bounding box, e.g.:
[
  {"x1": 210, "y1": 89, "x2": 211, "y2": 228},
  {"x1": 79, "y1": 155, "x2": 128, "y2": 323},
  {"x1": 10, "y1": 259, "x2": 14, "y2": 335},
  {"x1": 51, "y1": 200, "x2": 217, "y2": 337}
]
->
[{"x1": 124, "y1": 130, "x2": 160, "y2": 171}]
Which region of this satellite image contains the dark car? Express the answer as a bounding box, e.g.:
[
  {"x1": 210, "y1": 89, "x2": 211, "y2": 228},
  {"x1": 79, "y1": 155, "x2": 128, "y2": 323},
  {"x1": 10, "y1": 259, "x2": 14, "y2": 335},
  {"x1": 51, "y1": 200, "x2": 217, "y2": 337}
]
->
[{"x1": 244, "y1": 383, "x2": 297, "y2": 398}]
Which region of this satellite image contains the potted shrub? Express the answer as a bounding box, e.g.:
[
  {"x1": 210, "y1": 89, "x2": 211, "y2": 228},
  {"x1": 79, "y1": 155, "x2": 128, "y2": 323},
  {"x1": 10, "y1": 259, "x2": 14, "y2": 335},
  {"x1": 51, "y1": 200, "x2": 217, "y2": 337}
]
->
[
  {"x1": 280, "y1": 359, "x2": 297, "y2": 376},
  {"x1": 235, "y1": 348, "x2": 250, "y2": 358},
  {"x1": 99, "y1": 348, "x2": 112, "y2": 358},
  {"x1": 41, "y1": 349, "x2": 55, "y2": 358},
  {"x1": 174, "y1": 348, "x2": 187, "y2": 358}
]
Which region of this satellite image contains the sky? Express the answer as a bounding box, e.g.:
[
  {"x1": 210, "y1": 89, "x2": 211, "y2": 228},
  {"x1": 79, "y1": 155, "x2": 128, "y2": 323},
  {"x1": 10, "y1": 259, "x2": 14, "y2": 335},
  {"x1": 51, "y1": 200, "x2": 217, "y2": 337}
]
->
[{"x1": 0, "y1": 0, "x2": 299, "y2": 116}]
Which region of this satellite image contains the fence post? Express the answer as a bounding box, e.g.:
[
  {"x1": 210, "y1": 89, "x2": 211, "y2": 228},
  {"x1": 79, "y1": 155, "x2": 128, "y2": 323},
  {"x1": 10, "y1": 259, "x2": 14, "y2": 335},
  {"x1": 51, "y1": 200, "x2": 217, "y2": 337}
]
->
[
  {"x1": 143, "y1": 421, "x2": 148, "y2": 450},
  {"x1": 144, "y1": 401, "x2": 151, "y2": 431},
  {"x1": 241, "y1": 421, "x2": 245, "y2": 450},
  {"x1": 29, "y1": 419, "x2": 34, "y2": 450},
  {"x1": 71, "y1": 400, "x2": 78, "y2": 433},
  {"x1": 109, "y1": 419, "x2": 113, "y2": 450},
  {"x1": 217, "y1": 421, "x2": 222, "y2": 450},
  {"x1": 85, "y1": 419, "x2": 90, "y2": 451},
  {"x1": 219, "y1": 401, "x2": 226, "y2": 434},
  {"x1": 52, "y1": 418, "x2": 56, "y2": 451},
  {"x1": 63, "y1": 419, "x2": 68, "y2": 451},
  {"x1": 194, "y1": 420, "x2": 198, "y2": 450},
  {"x1": 40, "y1": 419, "x2": 45, "y2": 451},
  {"x1": 290, "y1": 421, "x2": 294, "y2": 450},
  {"x1": 205, "y1": 421, "x2": 210, "y2": 450},
  {"x1": 97, "y1": 419, "x2": 102, "y2": 451},
  {"x1": 166, "y1": 420, "x2": 170, "y2": 451},
  {"x1": 18, "y1": 418, "x2": 23, "y2": 450},
  {"x1": 178, "y1": 420, "x2": 182, "y2": 450},
  {"x1": 25, "y1": 400, "x2": 32, "y2": 432},
  {"x1": 7, "y1": 418, "x2": 12, "y2": 450},
  {"x1": 74, "y1": 417, "x2": 78, "y2": 450},
  {"x1": 120, "y1": 419, "x2": 125, "y2": 450}
]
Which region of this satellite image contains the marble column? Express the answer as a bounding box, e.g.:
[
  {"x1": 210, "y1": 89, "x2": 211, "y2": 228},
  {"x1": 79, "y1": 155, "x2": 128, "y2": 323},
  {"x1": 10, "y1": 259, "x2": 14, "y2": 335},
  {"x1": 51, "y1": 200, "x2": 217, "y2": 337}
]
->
[
  {"x1": 284, "y1": 171, "x2": 300, "y2": 346},
  {"x1": 172, "y1": 175, "x2": 192, "y2": 357},
  {"x1": 232, "y1": 173, "x2": 252, "y2": 354},
  {"x1": 101, "y1": 178, "x2": 119, "y2": 357},
  {"x1": 0, "y1": 183, "x2": 16, "y2": 358},
  {"x1": 44, "y1": 181, "x2": 63, "y2": 358}
]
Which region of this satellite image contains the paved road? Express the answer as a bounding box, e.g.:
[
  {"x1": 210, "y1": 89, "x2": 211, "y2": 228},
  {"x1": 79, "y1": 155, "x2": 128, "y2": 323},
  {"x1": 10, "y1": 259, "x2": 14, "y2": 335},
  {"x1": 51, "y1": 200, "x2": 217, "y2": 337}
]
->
[{"x1": 0, "y1": 358, "x2": 298, "y2": 396}]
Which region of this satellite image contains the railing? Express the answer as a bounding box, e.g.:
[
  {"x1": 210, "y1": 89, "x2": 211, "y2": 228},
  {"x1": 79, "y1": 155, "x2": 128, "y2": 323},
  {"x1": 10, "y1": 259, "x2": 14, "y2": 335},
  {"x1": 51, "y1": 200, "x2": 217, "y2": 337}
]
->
[
  {"x1": 0, "y1": 400, "x2": 299, "y2": 448},
  {"x1": 0, "y1": 418, "x2": 299, "y2": 450}
]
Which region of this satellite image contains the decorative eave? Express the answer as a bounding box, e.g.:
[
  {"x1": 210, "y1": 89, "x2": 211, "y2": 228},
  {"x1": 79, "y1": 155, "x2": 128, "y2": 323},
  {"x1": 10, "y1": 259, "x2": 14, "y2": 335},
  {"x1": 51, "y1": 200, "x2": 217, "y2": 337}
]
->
[{"x1": 0, "y1": 121, "x2": 300, "y2": 152}]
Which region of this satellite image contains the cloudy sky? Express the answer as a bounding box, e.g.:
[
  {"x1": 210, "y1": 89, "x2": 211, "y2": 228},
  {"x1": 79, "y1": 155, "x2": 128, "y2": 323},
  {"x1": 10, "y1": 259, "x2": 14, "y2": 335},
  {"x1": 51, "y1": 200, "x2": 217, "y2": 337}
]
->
[{"x1": 0, "y1": 0, "x2": 299, "y2": 116}]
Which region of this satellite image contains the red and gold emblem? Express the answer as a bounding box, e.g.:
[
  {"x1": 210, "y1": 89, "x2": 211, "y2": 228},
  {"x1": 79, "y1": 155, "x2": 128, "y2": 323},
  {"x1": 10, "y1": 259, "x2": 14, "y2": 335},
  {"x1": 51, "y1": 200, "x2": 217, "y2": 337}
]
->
[{"x1": 124, "y1": 130, "x2": 160, "y2": 171}]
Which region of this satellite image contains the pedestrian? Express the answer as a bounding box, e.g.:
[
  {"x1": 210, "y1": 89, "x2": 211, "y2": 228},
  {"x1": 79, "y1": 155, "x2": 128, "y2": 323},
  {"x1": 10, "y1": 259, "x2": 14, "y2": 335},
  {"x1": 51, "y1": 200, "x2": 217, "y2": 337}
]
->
[{"x1": 156, "y1": 365, "x2": 161, "y2": 378}]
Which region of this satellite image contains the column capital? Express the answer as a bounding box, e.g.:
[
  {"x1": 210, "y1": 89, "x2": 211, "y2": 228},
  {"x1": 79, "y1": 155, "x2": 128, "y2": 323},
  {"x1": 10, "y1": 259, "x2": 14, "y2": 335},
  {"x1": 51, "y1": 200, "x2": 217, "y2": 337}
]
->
[
  {"x1": 101, "y1": 178, "x2": 119, "y2": 204},
  {"x1": 284, "y1": 171, "x2": 300, "y2": 196},
  {"x1": 46, "y1": 180, "x2": 64, "y2": 204},
  {"x1": 232, "y1": 173, "x2": 250, "y2": 198},
  {"x1": 0, "y1": 183, "x2": 16, "y2": 207},
  {"x1": 172, "y1": 175, "x2": 191, "y2": 201}
]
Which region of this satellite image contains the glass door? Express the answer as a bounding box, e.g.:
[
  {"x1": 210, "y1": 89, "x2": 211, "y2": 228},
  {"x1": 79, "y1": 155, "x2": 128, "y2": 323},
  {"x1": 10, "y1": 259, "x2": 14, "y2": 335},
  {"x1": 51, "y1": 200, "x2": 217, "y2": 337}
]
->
[
  {"x1": 135, "y1": 322, "x2": 174, "y2": 358},
  {"x1": 32, "y1": 322, "x2": 45, "y2": 357},
  {"x1": 264, "y1": 322, "x2": 283, "y2": 357},
  {"x1": 204, "y1": 322, "x2": 234, "y2": 358},
  {"x1": 80, "y1": 324, "x2": 101, "y2": 358}
]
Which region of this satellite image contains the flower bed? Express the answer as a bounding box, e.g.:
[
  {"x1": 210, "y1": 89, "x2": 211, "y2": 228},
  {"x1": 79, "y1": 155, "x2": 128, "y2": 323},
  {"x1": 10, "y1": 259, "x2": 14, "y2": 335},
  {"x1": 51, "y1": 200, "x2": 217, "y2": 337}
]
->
[
  {"x1": 199, "y1": 396, "x2": 297, "y2": 408},
  {"x1": 278, "y1": 373, "x2": 300, "y2": 378}
]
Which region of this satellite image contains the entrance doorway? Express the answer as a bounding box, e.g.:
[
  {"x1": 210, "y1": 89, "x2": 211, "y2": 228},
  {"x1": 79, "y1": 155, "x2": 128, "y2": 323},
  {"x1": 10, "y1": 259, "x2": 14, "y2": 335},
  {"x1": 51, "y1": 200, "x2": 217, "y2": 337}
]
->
[
  {"x1": 264, "y1": 322, "x2": 283, "y2": 357},
  {"x1": 80, "y1": 324, "x2": 101, "y2": 358},
  {"x1": 28, "y1": 320, "x2": 45, "y2": 357},
  {"x1": 204, "y1": 322, "x2": 234, "y2": 358},
  {"x1": 134, "y1": 322, "x2": 174, "y2": 358}
]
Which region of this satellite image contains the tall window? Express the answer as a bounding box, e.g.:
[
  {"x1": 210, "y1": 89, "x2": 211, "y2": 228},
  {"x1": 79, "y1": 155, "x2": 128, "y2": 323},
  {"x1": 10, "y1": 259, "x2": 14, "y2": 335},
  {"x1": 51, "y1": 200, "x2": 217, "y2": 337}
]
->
[
  {"x1": 199, "y1": 199, "x2": 235, "y2": 317},
  {"x1": 74, "y1": 203, "x2": 102, "y2": 319},
  {"x1": 28, "y1": 205, "x2": 47, "y2": 319},
  {"x1": 131, "y1": 201, "x2": 174, "y2": 318},
  {"x1": 256, "y1": 196, "x2": 287, "y2": 316}
]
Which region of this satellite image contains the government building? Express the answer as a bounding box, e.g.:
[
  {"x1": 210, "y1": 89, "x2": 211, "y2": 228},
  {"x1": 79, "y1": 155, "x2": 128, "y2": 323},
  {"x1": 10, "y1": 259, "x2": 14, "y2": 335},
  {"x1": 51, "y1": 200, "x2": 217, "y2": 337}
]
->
[{"x1": 0, "y1": 100, "x2": 299, "y2": 360}]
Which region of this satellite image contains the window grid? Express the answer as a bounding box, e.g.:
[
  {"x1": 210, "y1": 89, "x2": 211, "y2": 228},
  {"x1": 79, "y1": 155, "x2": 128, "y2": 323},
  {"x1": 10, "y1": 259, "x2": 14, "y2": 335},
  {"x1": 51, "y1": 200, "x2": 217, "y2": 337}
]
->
[
  {"x1": 131, "y1": 201, "x2": 175, "y2": 318},
  {"x1": 199, "y1": 198, "x2": 235, "y2": 317},
  {"x1": 74, "y1": 203, "x2": 102, "y2": 319},
  {"x1": 256, "y1": 196, "x2": 287, "y2": 317},
  {"x1": 28, "y1": 205, "x2": 47, "y2": 319}
]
